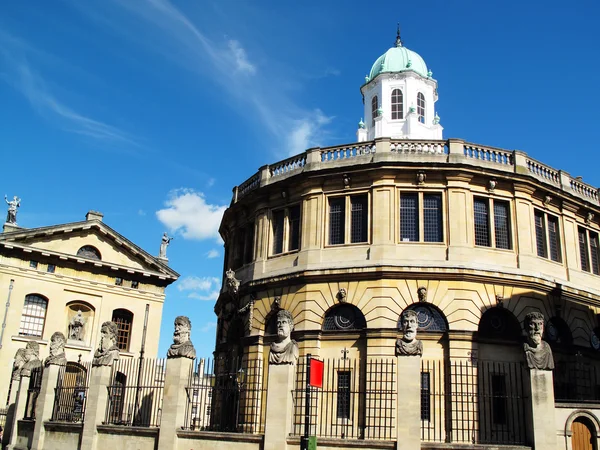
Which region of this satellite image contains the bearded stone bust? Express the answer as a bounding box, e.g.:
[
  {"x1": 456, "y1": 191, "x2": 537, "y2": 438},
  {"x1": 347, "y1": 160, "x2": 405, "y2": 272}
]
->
[
  {"x1": 523, "y1": 312, "x2": 554, "y2": 370},
  {"x1": 269, "y1": 310, "x2": 298, "y2": 365},
  {"x1": 92, "y1": 321, "x2": 120, "y2": 367},
  {"x1": 45, "y1": 331, "x2": 67, "y2": 366},
  {"x1": 21, "y1": 341, "x2": 42, "y2": 376},
  {"x1": 167, "y1": 316, "x2": 196, "y2": 359},
  {"x1": 395, "y1": 310, "x2": 423, "y2": 356}
]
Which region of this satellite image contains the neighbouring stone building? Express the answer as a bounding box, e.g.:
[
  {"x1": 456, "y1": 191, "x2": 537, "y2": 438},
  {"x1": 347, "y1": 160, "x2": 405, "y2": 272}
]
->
[{"x1": 0, "y1": 210, "x2": 179, "y2": 403}]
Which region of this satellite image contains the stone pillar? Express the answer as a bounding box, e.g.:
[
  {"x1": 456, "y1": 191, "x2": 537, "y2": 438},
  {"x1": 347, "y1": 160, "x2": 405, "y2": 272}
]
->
[
  {"x1": 264, "y1": 364, "x2": 295, "y2": 450},
  {"x1": 157, "y1": 357, "x2": 194, "y2": 450},
  {"x1": 30, "y1": 364, "x2": 61, "y2": 450},
  {"x1": 80, "y1": 365, "x2": 112, "y2": 450},
  {"x1": 396, "y1": 356, "x2": 421, "y2": 450},
  {"x1": 525, "y1": 369, "x2": 557, "y2": 449},
  {"x1": 2, "y1": 379, "x2": 20, "y2": 448},
  {"x1": 6, "y1": 375, "x2": 30, "y2": 450}
]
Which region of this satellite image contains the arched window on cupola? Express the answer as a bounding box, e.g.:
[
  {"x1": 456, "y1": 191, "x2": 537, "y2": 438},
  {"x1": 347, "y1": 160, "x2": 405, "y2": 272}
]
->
[
  {"x1": 417, "y1": 92, "x2": 426, "y2": 124},
  {"x1": 371, "y1": 95, "x2": 379, "y2": 126},
  {"x1": 391, "y1": 89, "x2": 403, "y2": 120}
]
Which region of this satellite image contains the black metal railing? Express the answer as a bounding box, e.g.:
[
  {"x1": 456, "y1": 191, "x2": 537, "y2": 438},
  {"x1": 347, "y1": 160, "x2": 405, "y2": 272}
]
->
[
  {"x1": 51, "y1": 361, "x2": 92, "y2": 422},
  {"x1": 292, "y1": 357, "x2": 396, "y2": 440},
  {"x1": 421, "y1": 359, "x2": 528, "y2": 445},
  {"x1": 104, "y1": 358, "x2": 165, "y2": 427},
  {"x1": 23, "y1": 366, "x2": 43, "y2": 420},
  {"x1": 183, "y1": 357, "x2": 266, "y2": 433},
  {"x1": 0, "y1": 406, "x2": 7, "y2": 429},
  {"x1": 554, "y1": 354, "x2": 600, "y2": 402}
]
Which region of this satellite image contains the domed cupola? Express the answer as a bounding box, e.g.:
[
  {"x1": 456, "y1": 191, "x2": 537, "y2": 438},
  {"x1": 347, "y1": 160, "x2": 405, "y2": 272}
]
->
[{"x1": 357, "y1": 27, "x2": 443, "y2": 142}]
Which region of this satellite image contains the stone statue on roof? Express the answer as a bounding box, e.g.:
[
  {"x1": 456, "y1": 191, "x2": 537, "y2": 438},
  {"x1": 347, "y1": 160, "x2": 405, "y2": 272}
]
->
[{"x1": 5, "y1": 195, "x2": 21, "y2": 224}]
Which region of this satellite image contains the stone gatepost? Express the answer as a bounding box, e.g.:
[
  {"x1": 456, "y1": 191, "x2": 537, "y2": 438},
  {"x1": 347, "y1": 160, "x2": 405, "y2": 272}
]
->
[
  {"x1": 30, "y1": 364, "x2": 62, "y2": 450},
  {"x1": 2, "y1": 378, "x2": 20, "y2": 448},
  {"x1": 395, "y1": 309, "x2": 423, "y2": 450},
  {"x1": 264, "y1": 364, "x2": 296, "y2": 450},
  {"x1": 6, "y1": 374, "x2": 30, "y2": 450},
  {"x1": 156, "y1": 357, "x2": 194, "y2": 450}
]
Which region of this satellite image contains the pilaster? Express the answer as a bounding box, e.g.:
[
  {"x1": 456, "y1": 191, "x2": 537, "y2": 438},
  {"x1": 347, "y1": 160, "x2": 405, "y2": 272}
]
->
[{"x1": 30, "y1": 364, "x2": 62, "y2": 450}]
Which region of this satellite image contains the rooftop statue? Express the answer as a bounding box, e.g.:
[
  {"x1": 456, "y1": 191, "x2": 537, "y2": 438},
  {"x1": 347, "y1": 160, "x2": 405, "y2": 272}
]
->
[
  {"x1": 5, "y1": 195, "x2": 21, "y2": 225},
  {"x1": 396, "y1": 309, "x2": 423, "y2": 356},
  {"x1": 167, "y1": 316, "x2": 196, "y2": 359},
  {"x1": 269, "y1": 309, "x2": 298, "y2": 365},
  {"x1": 159, "y1": 232, "x2": 173, "y2": 259},
  {"x1": 45, "y1": 332, "x2": 67, "y2": 366},
  {"x1": 92, "y1": 321, "x2": 120, "y2": 367},
  {"x1": 523, "y1": 312, "x2": 554, "y2": 370}
]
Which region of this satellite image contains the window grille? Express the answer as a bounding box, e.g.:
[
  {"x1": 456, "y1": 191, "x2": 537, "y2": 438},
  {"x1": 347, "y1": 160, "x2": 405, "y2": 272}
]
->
[
  {"x1": 371, "y1": 96, "x2": 379, "y2": 126},
  {"x1": 474, "y1": 198, "x2": 490, "y2": 247},
  {"x1": 350, "y1": 195, "x2": 368, "y2": 243},
  {"x1": 271, "y1": 210, "x2": 285, "y2": 255},
  {"x1": 400, "y1": 193, "x2": 419, "y2": 242},
  {"x1": 288, "y1": 205, "x2": 301, "y2": 251},
  {"x1": 323, "y1": 304, "x2": 366, "y2": 331},
  {"x1": 19, "y1": 294, "x2": 48, "y2": 337},
  {"x1": 493, "y1": 200, "x2": 511, "y2": 249},
  {"x1": 391, "y1": 89, "x2": 403, "y2": 120},
  {"x1": 336, "y1": 371, "x2": 351, "y2": 419},
  {"x1": 401, "y1": 304, "x2": 447, "y2": 332},
  {"x1": 112, "y1": 309, "x2": 133, "y2": 351},
  {"x1": 329, "y1": 198, "x2": 345, "y2": 245},
  {"x1": 417, "y1": 92, "x2": 425, "y2": 124},
  {"x1": 491, "y1": 374, "x2": 507, "y2": 425},
  {"x1": 423, "y1": 194, "x2": 442, "y2": 242}
]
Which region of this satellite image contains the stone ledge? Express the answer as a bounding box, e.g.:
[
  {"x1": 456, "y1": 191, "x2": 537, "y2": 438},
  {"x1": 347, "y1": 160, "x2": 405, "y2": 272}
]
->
[
  {"x1": 556, "y1": 401, "x2": 600, "y2": 409},
  {"x1": 97, "y1": 424, "x2": 159, "y2": 437},
  {"x1": 286, "y1": 436, "x2": 395, "y2": 448},
  {"x1": 44, "y1": 421, "x2": 83, "y2": 432},
  {"x1": 176, "y1": 430, "x2": 264, "y2": 443},
  {"x1": 422, "y1": 444, "x2": 530, "y2": 450}
]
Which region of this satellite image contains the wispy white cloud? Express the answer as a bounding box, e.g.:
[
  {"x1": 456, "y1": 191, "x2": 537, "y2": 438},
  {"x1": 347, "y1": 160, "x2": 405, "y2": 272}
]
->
[
  {"x1": 228, "y1": 40, "x2": 256, "y2": 74},
  {"x1": 177, "y1": 275, "x2": 221, "y2": 302},
  {"x1": 206, "y1": 249, "x2": 219, "y2": 259},
  {"x1": 156, "y1": 189, "x2": 227, "y2": 241},
  {"x1": 200, "y1": 321, "x2": 217, "y2": 333}
]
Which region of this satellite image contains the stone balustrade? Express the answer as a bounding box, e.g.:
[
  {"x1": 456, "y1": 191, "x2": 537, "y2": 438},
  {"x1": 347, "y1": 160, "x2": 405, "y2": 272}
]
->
[{"x1": 233, "y1": 138, "x2": 600, "y2": 206}]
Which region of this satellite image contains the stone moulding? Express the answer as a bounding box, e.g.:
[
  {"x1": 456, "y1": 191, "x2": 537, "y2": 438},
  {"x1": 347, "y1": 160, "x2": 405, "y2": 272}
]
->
[{"x1": 176, "y1": 430, "x2": 264, "y2": 443}]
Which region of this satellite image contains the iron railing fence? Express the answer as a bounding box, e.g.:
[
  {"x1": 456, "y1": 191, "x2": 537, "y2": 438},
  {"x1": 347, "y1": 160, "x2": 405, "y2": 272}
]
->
[
  {"x1": 292, "y1": 357, "x2": 397, "y2": 440},
  {"x1": 183, "y1": 357, "x2": 267, "y2": 433},
  {"x1": 51, "y1": 361, "x2": 92, "y2": 422},
  {"x1": 0, "y1": 406, "x2": 7, "y2": 429},
  {"x1": 23, "y1": 366, "x2": 43, "y2": 420},
  {"x1": 554, "y1": 354, "x2": 600, "y2": 403},
  {"x1": 421, "y1": 359, "x2": 528, "y2": 446},
  {"x1": 104, "y1": 357, "x2": 165, "y2": 427}
]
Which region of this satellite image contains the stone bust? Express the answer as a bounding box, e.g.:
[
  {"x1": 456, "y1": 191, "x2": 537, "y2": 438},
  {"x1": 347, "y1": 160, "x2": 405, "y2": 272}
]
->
[
  {"x1": 269, "y1": 309, "x2": 299, "y2": 365},
  {"x1": 45, "y1": 332, "x2": 68, "y2": 367},
  {"x1": 11, "y1": 348, "x2": 26, "y2": 381},
  {"x1": 395, "y1": 310, "x2": 423, "y2": 356},
  {"x1": 523, "y1": 312, "x2": 554, "y2": 370},
  {"x1": 167, "y1": 316, "x2": 196, "y2": 359},
  {"x1": 69, "y1": 310, "x2": 85, "y2": 341},
  {"x1": 92, "y1": 321, "x2": 120, "y2": 367},
  {"x1": 20, "y1": 341, "x2": 42, "y2": 376}
]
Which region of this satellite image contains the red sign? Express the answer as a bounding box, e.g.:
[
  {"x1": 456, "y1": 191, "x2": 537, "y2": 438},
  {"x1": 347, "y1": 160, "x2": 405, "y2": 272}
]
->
[{"x1": 309, "y1": 358, "x2": 324, "y2": 388}]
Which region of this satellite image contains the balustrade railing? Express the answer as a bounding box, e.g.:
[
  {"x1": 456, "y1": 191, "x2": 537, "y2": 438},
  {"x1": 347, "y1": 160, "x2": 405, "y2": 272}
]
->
[
  {"x1": 270, "y1": 154, "x2": 306, "y2": 178},
  {"x1": 320, "y1": 143, "x2": 376, "y2": 162},
  {"x1": 570, "y1": 177, "x2": 599, "y2": 203},
  {"x1": 463, "y1": 143, "x2": 512, "y2": 165},
  {"x1": 526, "y1": 158, "x2": 560, "y2": 185},
  {"x1": 51, "y1": 361, "x2": 92, "y2": 423},
  {"x1": 237, "y1": 173, "x2": 260, "y2": 200},
  {"x1": 391, "y1": 140, "x2": 447, "y2": 154}
]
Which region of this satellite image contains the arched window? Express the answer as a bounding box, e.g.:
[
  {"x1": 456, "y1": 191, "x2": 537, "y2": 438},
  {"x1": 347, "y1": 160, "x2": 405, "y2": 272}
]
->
[
  {"x1": 417, "y1": 92, "x2": 425, "y2": 124},
  {"x1": 399, "y1": 304, "x2": 448, "y2": 332},
  {"x1": 19, "y1": 294, "x2": 48, "y2": 337},
  {"x1": 111, "y1": 309, "x2": 133, "y2": 351},
  {"x1": 391, "y1": 89, "x2": 403, "y2": 120},
  {"x1": 323, "y1": 304, "x2": 366, "y2": 331},
  {"x1": 77, "y1": 245, "x2": 101, "y2": 260},
  {"x1": 371, "y1": 95, "x2": 379, "y2": 126},
  {"x1": 545, "y1": 317, "x2": 573, "y2": 346},
  {"x1": 478, "y1": 307, "x2": 521, "y2": 341}
]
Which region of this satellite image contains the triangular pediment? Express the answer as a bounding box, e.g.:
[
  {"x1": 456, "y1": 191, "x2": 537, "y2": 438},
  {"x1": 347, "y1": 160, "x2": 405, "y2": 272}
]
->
[{"x1": 0, "y1": 220, "x2": 178, "y2": 280}]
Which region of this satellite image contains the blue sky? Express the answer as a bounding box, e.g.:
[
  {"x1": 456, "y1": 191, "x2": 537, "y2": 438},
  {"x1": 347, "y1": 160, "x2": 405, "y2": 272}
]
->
[{"x1": 1, "y1": 0, "x2": 599, "y2": 358}]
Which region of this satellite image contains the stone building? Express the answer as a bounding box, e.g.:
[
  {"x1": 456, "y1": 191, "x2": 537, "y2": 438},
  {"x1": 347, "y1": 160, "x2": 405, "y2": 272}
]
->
[
  {"x1": 0, "y1": 210, "x2": 179, "y2": 403},
  {"x1": 215, "y1": 30, "x2": 600, "y2": 449}
]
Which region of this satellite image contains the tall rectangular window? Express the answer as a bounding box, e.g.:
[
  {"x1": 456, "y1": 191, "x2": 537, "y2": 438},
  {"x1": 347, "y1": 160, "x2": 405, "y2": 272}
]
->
[
  {"x1": 579, "y1": 227, "x2": 600, "y2": 275},
  {"x1": 19, "y1": 294, "x2": 48, "y2": 337},
  {"x1": 337, "y1": 371, "x2": 351, "y2": 419},
  {"x1": 350, "y1": 195, "x2": 368, "y2": 243},
  {"x1": 420, "y1": 372, "x2": 431, "y2": 421},
  {"x1": 400, "y1": 194, "x2": 419, "y2": 242},
  {"x1": 491, "y1": 374, "x2": 507, "y2": 425},
  {"x1": 535, "y1": 210, "x2": 561, "y2": 262},
  {"x1": 423, "y1": 194, "x2": 443, "y2": 242},
  {"x1": 271, "y1": 206, "x2": 301, "y2": 255},
  {"x1": 493, "y1": 200, "x2": 511, "y2": 250},
  {"x1": 288, "y1": 205, "x2": 301, "y2": 251},
  {"x1": 243, "y1": 222, "x2": 255, "y2": 264},
  {"x1": 272, "y1": 210, "x2": 285, "y2": 255},
  {"x1": 329, "y1": 198, "x2": 345, "y2": 245},
  {"x1": 474, "y1": 198, "x2": 490, "y2": 247}
]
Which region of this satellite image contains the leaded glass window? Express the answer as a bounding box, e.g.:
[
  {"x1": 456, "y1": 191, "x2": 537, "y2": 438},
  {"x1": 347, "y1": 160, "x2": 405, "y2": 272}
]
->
[
  {"x1": 475, "y1": 197, "x2": 512, "y2": 249},
  {"x1": 19, "y1": 294, "x2": 48, "y2": 337},
  {"x1": 580, "y1": 227, "x2": 590, "y2": 273},
  {"x1": 77, "y1": 245, "x2": 101, "y2": 260},
  {"x1": 535, "y1": 210, "x2": 561, "y2": 262},
  {"x1": 420, "y1": 372, "x2": 431, "y2": 421},
  {"x1": 112, "y1": 309, "x2": 133, "y2": 351},
  {"x1": 534, "y1": 211, "x2": 547, "y2": 258},
  {"x1": 579, "y1": 227, "x2": 600, "y2": 275},
  {"x1": 548, "y1": 216, "x2": 561, "y2": 262},
  {"x1": 400, "y1": 192, "x2": 443, "y2": 243},
  {"x1": 329, "y1": 198, "x2": 345, "y2": 245},
  {"x1": 474, "y1": 198, "x2": 490, "y2": 247},
  {"x1": 493, "y1": 200, "x2": 511, "y2": 249},
  {"x1": 323, "y1": 304, "x2": 366, "y2": 331},
  {"x1": 399, "y1": 305, "x2": 447, "y2": 332},
  {"x1": 400, "y1": 193, "x2": 419, "y2": 242},
  {"x1": 337, "y1": 371, "x2": 351, "y2": 419},
  {"x1": 270, "y1": 205, "x2": 301, "y2": 255},
  {"x1": 417, "y1": 92, "x2": 425, "y2": 124},
  {"x1": 478, "y1": 307, "x2": 521, "y2": 341},
  {"x1": 328, "y1": 195, "x2": 369, "y2": 245},
  {"x1": 243, "y1": 222, "x2": 255, "y2": 264},
  {"x1": 423, "y1": 194, "x2": 442, "y2": 243},
  {"x1": 350, "y1": 195, "x2": 368, "y2": 243},
  {"x1": 391, "y1": 89, "x2": 403, "y2": 120},
  {"x1": 272, "y1": 210, "x2": 285, "y2": 255},
  {"x1": 288, "y1": 205, "x2": 301, "y2": 251}
]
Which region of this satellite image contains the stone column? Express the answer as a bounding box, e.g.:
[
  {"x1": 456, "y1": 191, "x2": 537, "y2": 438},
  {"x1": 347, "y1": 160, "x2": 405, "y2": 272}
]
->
[
  {"x1": 6, "y1": 375, "x2": 30, "y2": 450},
  {"x1": 263, "y1": 364, "x2": 296, "y2": 450},
  {"x1": 80, "y1": 365, "x2": 112, "y2": 450},
  {"x1": 156, "y1": 357, "x2": 194, "y2": 450},
  {"x1": 525, "y1": 369, "x2": 556, "y2": 449},
  {"x1": 30, "y1": 364, "x2": 61, "y2": 450},
  {"x1": 2, "y1": 379, "x2": 20, "y2": 448},
  {"x1": 396, "y1": 356, "x2": 421, "y2": 450}
]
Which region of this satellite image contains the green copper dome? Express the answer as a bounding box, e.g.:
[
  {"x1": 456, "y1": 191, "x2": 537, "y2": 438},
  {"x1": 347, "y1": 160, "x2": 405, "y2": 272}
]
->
[{"x1": 368, "y1": 45, "x2": 429, "y2": 81}]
